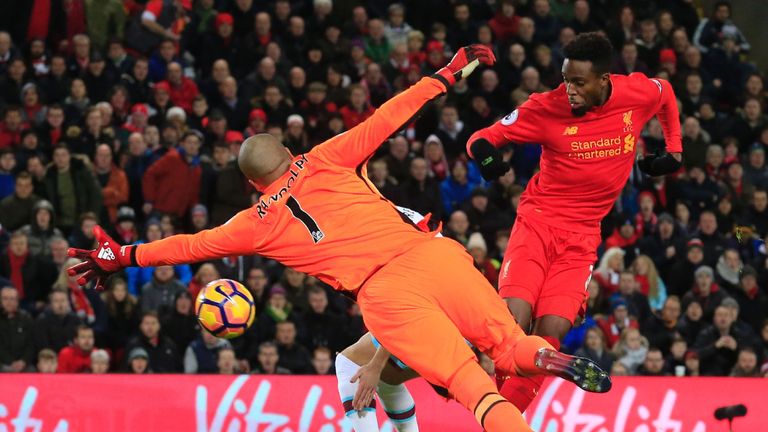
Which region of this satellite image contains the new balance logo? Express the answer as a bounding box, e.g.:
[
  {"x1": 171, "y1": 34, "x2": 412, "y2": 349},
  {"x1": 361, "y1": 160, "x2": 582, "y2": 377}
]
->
[
  {"x1": 563, "y1": 126, "x2": 578, "y2": 135},
  {"x1": 97, "y1": 247, "x2": 115, "y2": 261}
]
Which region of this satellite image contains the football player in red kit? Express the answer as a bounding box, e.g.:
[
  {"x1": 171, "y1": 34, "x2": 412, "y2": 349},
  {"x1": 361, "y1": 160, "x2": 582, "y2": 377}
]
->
[{"x1": 466, "y1": 33, "x2": 683, "y2": 411}]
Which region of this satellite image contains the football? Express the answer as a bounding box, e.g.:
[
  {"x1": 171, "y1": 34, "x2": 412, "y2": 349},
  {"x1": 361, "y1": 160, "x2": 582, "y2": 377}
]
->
[{"x1": 194, "y1": 279, "x2": 256, "y2": 339}]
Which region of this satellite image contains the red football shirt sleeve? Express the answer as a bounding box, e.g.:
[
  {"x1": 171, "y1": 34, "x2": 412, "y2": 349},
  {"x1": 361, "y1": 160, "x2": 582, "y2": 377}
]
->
[
  {"x1": 135, "y1": 210, "x2": 262, "y2": 267},
  {"x1": 644, "y1": 77, "x2": 682, "y2": 153},
  {"x1": 466, "y1": 101, "x2": 545, "y2": 157},
  {"x1": 312, "y1": 76, "x2": 447, "y2": 168}
]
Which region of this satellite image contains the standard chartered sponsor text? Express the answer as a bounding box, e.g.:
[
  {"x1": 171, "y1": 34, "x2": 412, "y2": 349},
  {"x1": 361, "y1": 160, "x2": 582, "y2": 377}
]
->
[{"x1": 568, "y1": 135, "x2": 623, "y2": 159}]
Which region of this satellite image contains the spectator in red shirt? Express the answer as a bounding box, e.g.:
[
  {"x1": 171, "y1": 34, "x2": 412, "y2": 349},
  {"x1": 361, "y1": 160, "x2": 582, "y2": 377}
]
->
[
  {"x1": 150, "y1": 81, "x2": 174, "y2": 122},
  {"x1": 142, "y1": 130, "x2": 202, "y2": 218},
  {"x1": 0, "y1": 107, "x2": 28, "y2": 150},
  {"x1": 37, "y1": 104, "x2": 66, "y2": 150},
  {"x1": 599, "y1": 298, "x2": 640, "y2": 349},
  {"x1": 488, "y1": 0, "x2": 519, "y2": 44},
  {"x1": 605, "y1": 219, "x2": 640, "y2": 250},
  {"x1": 57, "y1": 325, "x2": 96, "y2": 373},
  {"x1": 406, "y1": 30, "x2": 426, "y2": 69},
  {"x1": 634, "y1": 192, "x2": 658, "y2": 237},
  {"x1": 339, "y1": 84, "x2": 374, "y2": 130},
  {"x1": 121, "y1": 104, "x2": 150, "y2": 135},
  {"x1": 421, "y1": 40, "x2": 446, "y2": 76},
  {"x1": 162, "y1": 61, "x2": 199, "y2": 113},
  {"x1": 94, "y1": 144, "x2": 129, "y2": 224},
  {"x1": 299, "y1": 82, "x2": 337, "y2": 144}
]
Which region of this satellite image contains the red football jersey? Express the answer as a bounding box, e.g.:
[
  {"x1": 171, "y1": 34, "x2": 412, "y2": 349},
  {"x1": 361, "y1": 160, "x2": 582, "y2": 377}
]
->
[{"x1": 468, "y1": 73, "x2": 682, "y2": 234}]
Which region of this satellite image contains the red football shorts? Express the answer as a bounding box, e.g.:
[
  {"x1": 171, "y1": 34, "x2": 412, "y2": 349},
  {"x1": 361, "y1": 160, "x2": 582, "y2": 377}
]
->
[{"x1": 498, "y1": 215, "x2": 601, "y2": 323}]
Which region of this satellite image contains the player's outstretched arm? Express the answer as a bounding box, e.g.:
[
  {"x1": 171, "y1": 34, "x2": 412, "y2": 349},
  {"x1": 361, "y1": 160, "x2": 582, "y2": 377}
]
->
[
  {"x1": 68, "y1": 212, "x2": 260, "y2": 289},
  {"x1": 315, "y1": 45, "x2": 495, "y2": 168},
  {"x1": 466, "y1": 101, "x2": 545, "y2": 181}
]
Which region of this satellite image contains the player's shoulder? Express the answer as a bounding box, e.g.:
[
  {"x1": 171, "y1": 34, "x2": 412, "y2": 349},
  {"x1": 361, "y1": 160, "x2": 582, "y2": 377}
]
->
[
  {"x1": 516, "y1": 84, "x2": 568, "y2": 116},
  {"x1": 613, "y1": 73, "x2": 663, "y2": 92},
  {"x1": 307, "y1": 141, "x2": 335, "y2": 162},
  {"x1": 612, "y1": 73, "x2": 665, "y2": 102},
  {"x1": 528, "y1": 84, "x2": 566, "y2": 105}
]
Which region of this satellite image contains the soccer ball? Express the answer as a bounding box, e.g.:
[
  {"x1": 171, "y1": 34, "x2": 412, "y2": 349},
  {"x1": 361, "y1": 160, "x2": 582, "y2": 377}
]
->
[{"x1": 195, "y1": 279, "x2": 256, "y2": 339}]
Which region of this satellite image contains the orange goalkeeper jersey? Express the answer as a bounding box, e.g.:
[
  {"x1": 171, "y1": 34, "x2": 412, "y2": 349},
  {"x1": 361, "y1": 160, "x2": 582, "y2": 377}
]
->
[{"x1": 135, "y1": 77, "x2": 448, "y2": 292}]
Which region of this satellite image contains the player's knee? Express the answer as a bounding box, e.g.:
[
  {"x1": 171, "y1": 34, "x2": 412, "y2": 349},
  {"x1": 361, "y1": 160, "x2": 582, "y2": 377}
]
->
[
  {"x1": 533, "y1": 315, "x2": 572, "y2": 341},
  {"x1": 335, "y1": 352, "x2": 358, "y2": 381}
]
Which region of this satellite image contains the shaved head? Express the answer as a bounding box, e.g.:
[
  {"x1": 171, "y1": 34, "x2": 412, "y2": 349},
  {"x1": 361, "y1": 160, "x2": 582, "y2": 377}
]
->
[{"x1": 238, "y1": 134, "x2": 292, "y2": 189}]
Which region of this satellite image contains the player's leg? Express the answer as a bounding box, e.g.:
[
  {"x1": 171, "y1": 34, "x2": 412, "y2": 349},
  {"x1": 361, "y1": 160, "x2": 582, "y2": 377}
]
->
[
  {"x1": 498, "y1": 216, "x2": 550, "y2": 333},
  {"x1": 336, "y1": 349, "x2": 380, "y2": 431},
  {"x1": 502, "y1": 231, "x2": 609, "y2": 411},
  {"x1": 377, "y1": 381, "x2": 418, "y2": 432},
  {"x1": 497, "y1": 313, "x2": 572, "y2": 412},
  {"x1": 533, "y1": 315, "x2": 573, "y2": 343},
  {"x1": 337, "y1": 333, "x2": 420, "y2": 432},
  {"x1": 368, "y1": 335, "x2": 421, "y2": 432},
  {"x1": 413, "y1": 238, "x2": 610, "y2": 394},
  {"x1": 406, "y1": 238, "x2": 549, "y2": 376},
  {"x1": 358, "y1": 253, "x2": 532, "y2": 432},
  {"x1": 495, "y1": 217, "x2": 552, "y2": 409},
  {"x1": 534, "y1": 229, "x2": 598, "y2": 338}
]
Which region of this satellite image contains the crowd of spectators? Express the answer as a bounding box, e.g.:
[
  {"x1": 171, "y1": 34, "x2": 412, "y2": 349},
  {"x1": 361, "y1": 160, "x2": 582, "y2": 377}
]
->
[{"x1": 0, "y1": 0, "x2": 767, "y2": 379}]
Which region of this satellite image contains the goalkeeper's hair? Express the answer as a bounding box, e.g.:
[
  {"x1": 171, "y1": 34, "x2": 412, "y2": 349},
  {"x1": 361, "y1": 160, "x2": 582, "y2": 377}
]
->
[{"x1": 563, "y1": 32, "x2": 613, "y2": 75}]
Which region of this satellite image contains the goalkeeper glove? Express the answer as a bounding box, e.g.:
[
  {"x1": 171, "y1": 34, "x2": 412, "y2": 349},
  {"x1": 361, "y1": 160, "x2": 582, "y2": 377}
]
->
[
  {"x1": 470, "y1": 139, "x2": 510, "y2": 181},
  {"x1": 434, "y1": 44, "x2": 496, "y2": 87},
  {"x1": 67, "y1": 225, "x2": 136, "y2": 290},
  {"x1": 639, "y1": 152, "x2": 682, "y2": 177}
]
